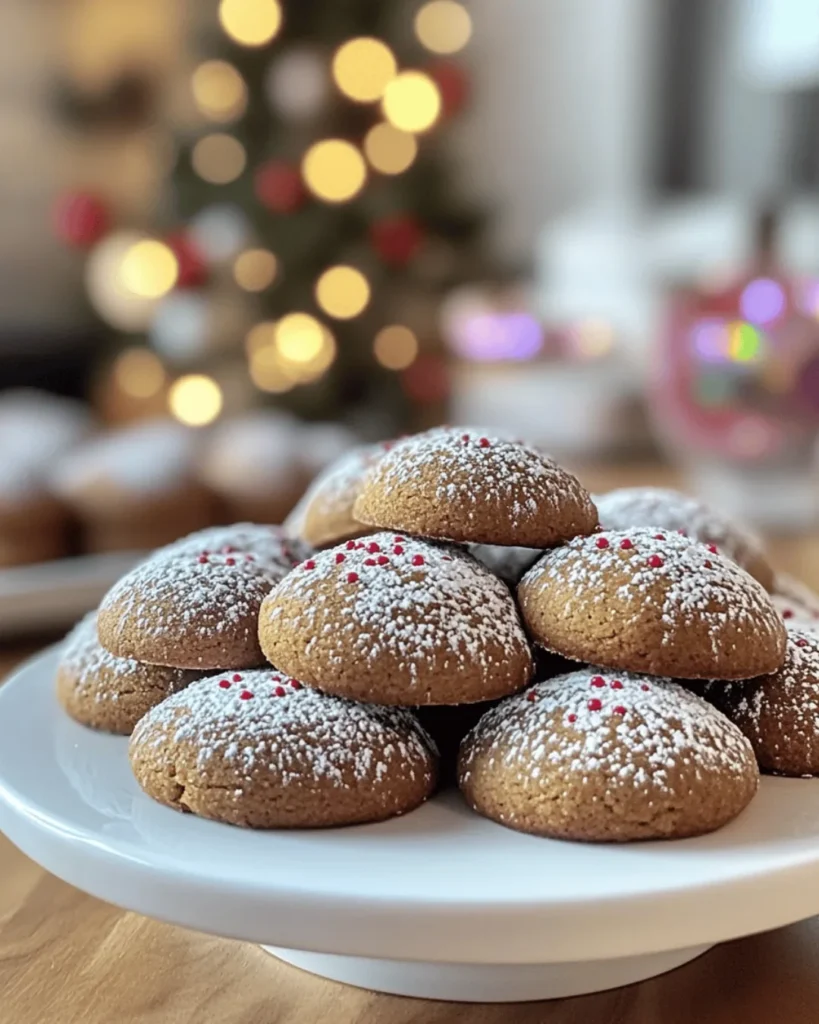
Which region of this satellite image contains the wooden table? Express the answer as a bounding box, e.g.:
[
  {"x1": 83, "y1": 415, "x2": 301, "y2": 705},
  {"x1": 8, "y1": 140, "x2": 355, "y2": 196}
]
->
[{"x1": 3, "y1": 535, "x2": 819, "y2": 1023}]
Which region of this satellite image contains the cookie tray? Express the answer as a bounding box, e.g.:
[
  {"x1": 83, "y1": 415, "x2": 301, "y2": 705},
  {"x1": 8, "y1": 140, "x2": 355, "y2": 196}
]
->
[
  {"x1": 2, "y1": 648, "x2": 819, "y2": 1002},
  {"x1": 0, "y1": 552, "x2": 141, "y2": 638}
]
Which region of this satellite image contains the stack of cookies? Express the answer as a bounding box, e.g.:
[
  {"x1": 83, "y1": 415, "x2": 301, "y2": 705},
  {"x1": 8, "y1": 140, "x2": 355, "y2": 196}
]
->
[{"x1": 57, "y1": 427, "x2": 816, "y2": 843}]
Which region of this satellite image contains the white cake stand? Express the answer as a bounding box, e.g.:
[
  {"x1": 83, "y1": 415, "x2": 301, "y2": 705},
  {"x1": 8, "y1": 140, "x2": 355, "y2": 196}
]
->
[{"x1": 4, "y1": 650, "x2": 819, "y2": 1003}]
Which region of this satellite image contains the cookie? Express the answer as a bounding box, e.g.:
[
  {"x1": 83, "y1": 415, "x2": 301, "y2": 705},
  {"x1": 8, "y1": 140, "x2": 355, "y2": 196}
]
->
[
  {"x1": 706, "y1": 630, "x2": 819, "y2": 776},
  {"x1": 0, "y1": 458, "x2": 68, "y2": 566},
  {"x1": 160, "y1": 522, "x2": 312, "y2": 572},
  {"x1": 98, "y1": 541, "x2": 295, "y2": 670},
  {"x1": 774, "y1": 573, "x2": 819, "y2": 625},
  {"x1": 57, "y1": 612, "x2": 198, "y2": 734},
  {"x1": 353, "y1": 428, "x2": 598, "y2": 547},
  {"x1": 285, "y1": 443, "x2": 388, "y2": 548},
  {"x1": 259, "y1": 533, "x2": 534, "y2": 705},
  {"x1": 773, "y1": 593, "x2": 819, "y2": 634},
  {"x1": 518, "y1": 528, "x2": 786, "y2": 680},
  {"x1": 458, "y1": 668, "x2": 759, "y2": 842},
  {"x1": 595, "y1": 487, "x2": 773, "y2": 590},
  {"x1": 129, "y1": 669, "x2": 437, "y2": 827},
  {"x1": 468, "y1": 544, "x2": 542, "y2": 586}
]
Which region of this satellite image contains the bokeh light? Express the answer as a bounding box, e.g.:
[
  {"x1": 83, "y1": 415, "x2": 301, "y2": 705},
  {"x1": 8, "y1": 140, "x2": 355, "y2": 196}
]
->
[
  {"x1": 168, "y1": 374, "x2": 224, "y2": 426},
  {"x1": 119, "y1": 240, "x2": 179, "y2": 298},
  {"x1": 414, "y1": 1, "x2": 472, "y2": 54},
  {"x1": 113, "y1": 347, "x2": 166, "y2": 399},
  {"x1": 315, "y1": 265, "x2": 370, "y2": 319},
  {"x1": 570, "y1": 319, "x2": 614, "y2": 360},
  {"x1": 191, "y1": 61, "x2": 248, "y2": 122},
  {"x1": 728, "y1": 321, "x2": 764, "y2": 362},
  {"x1": 332, "y1": 38, "x2": 397, "y2": 102},
  {"x1": 301, "y1": 139, "x2": 366, "y2": 203},
  {"x1": 364, "y1": 122, "x2": 418, "y2": 175},
  {"x1": 382, "y1": 71, "x2": 442, "y2": 133},
  {"x1": 739, "y1": 278, "x2": 786, "y2": 325},
  {"x1": 373, "y1": 325, "x2": 419, "y2": 369},
  {"x1": 244, "y1": 320, "x2": 277, "y2": 355},
  {"x1": 218, "y1": 0, "x2": 282, "y2": 47},
  {"x1": 233, "y1": 249, "x2": 278, "y2": 291},
  {"x1": 192, "y1": 133, "x2": 247, "y2": 184},
  {"x1": 249, "y1": 345, "x2": 295, "y2": 393},
  {"x1": 275, "y1": 313, "x2": 326, "y2": 363}
]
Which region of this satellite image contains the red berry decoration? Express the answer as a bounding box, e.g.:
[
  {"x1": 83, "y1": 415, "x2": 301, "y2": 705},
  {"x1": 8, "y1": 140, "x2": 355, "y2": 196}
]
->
[
  {"x1": 166, "y1": 231, "x2": 208, "y2": 289},
  {"x1": 648, "y1": 554, "x2": 664, "y2": 568},
  {"x1": 393, "y1": 545, "x2": 404, "y2": 555},
  {"x1": 377, "y1": 555, "x2": 389, "y2": 565},
  {"x1": 587, "y1": 698, "x2": 602, "y2": 711},
  {"x1": 232, "y1": 674, "x2": 242, "y2": 682},
  {"x1": 613, "y1": 705, "x2": 627, "y2": 715},
  {"x1": 611, "y1": 680, "x2": 623, "y2": 689},
  {"x1": 254, "y1": 160, "x2": 305, "y2": 214},
  {"x1": 335, "y1": 553, "x2": 346, "y2": 564},
  {"x1": 526, "y1": 691, "x2": 537, "y2": 702},
  {"x1": 346, "y1": 572, "x2": 359, "y2": 583},
  {"x1": 567, "y1": 713, "x2": 577, "y2": 723},
  {"x1": 370, "y1": 214, "x2": 424, "y2": 265},
  {"x1": 782, "y1": 609, "x2": 794, "y2": 619},
  {"x1": 708, "y1": 544, "x2": 718, "y2": 554},
  {"x1": 796, "y1": 638, "x2": 809, "y2": 647},
  {"x1": 412, "y1": 554, "x2": 425, "y2": 566},
  {"x1": 53, "y1": 190, "x2": 110, "y2": 248},
  {"x1": 595, "y1": 537, "x2": 610, "y2": 549},
  {"x1": 218, "y1": 680, "x2": 231, "y2": 689},
  {"x1": 619, "y1": 538, "x2": 633, "y2": 550},
  {"x1": 367, "y1": 542, "x2": 381, "y2": 553},
  {"x1": 290, "y1": 680, "x2": 302, "y2": 690},
  {"x1": 345, "y1": 541, "x2": 356, "y2": 550},
  {"x1": 303, "y1": 560, "x2": 316, "y2": 570},
  {"x1": 239, "y1": 690, "x2": 254, "y2": 700},
  {"x1": 274, "y1": 686, "x2": 287, "y2": 697},
  {"x1": 590, "y1": 675, "x2": 605, "y2": 688}
]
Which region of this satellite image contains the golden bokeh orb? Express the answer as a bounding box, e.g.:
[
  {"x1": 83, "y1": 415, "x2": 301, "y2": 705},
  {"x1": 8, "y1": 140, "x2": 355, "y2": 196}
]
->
[
  {"x1": 373, "y1": 325, "x2": 419, "y2": 370},
  {"x1": 218, "y1": 0, "x2": 282, "y2": 47},
  {"x1": 414, "y1": 1, "x2": 472, "y2": 54},
  {"x1": 249, "y1": 345, "x2": 295, "y2": 393},
  {"x1": 233, "y1": 249, "x2": 278, "y2": 291},
  {"x1": 275, "y1": 313, "x2": 326, "y2": 364},
  {"x1": 315, "y1": 265, "x2": 370, "y2": 319},
  {"x1": 301, "y1": 139, "x2": 366, "y2": 203},
  {"x1": 119, "y1": 240, "x2": 178, "y2": 299},
  {"x1": 382, "y1": 71, "x2": 441, "y2": 133},
  {"x1": 332, "y1": 38, "x2": 397, "y2": 102},
  {"x1": 364, "y1": 122, "x2": 418, "y2": 175},
  {"x1": 168, "y1": 374, "x2": 224, "y2": 426},
  {"x1": 191, "y1": 133, "x2": 247, "y2": 184},
  {"x1": 191, "y1": 61, "x2": 248, "y2": 122},
  {"x1": 113, "y1": 347, "x2": 166, "y2": 399}
]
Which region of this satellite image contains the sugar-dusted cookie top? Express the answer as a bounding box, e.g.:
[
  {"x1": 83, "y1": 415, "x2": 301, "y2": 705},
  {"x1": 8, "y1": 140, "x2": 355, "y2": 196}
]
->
[
  {"x1": 353, "y1": 428, "x2": 598, "y2": 547},
  {"x1": 57, "y1": 612, "x2": 197, "y2": 734},
  {"x1": 129, "y1": 669, "x2": 437, "y2": 828},
  {"x1": 161, "y1": 522, "x2": 311, "y2": 574},
  {"x1": 706, "y1": 630, "x2": 819, "y2": 777},
  {"x1": 518, "y1": 527, "x2": 786, "y2": 679},
  {"x1": 595, "y1": 487, "x2": 772, "y2": 589},
  {"x1": 97, "y1": 542, "x2": 289, "y2": 670},
  {"x1": 259, "y1": 533, "x2": 533, "y2": 705},
  {"x1": 458, "y1": 667, "x2": 758, "y2": 841}
]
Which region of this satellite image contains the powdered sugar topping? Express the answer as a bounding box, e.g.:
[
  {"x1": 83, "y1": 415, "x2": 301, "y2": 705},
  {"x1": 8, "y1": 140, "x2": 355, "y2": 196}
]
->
[
  {"x1": 461, "y1": 668, "x2": 755, "y2": 791},
  {"x1": 160, "y1": 522, "x2": 310, "y2": 575},
  {"x1": 133, "y1": 669, "x2": 434, "y2": 785}
]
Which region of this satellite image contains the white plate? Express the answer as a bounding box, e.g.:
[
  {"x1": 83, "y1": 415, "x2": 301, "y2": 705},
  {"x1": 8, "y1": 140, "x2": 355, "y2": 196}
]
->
[
  {"x1": 0, "y1": 552, "x2": 141, "y2": 637},
  {"x1": 3, "y1": 650, "x2": 819, "y2": 1002}
]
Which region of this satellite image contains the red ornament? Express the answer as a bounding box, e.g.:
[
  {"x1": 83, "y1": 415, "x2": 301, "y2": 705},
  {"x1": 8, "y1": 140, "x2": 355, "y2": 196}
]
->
[
  {"x1": 254, "y1": 160, "x2": 305, "y2": 213},
  {"x1": 53, "y1": 191, "x2": 110, "y2": 248},
  {"x1": 370, "y1": 215, "x2": 424, "y2": 265},
  {"x1": 166, "y1": 231, "x2": 208, "y2": 289},
  {"x1": 427, "y1": 60, "x2": 470, "y2": 118}
]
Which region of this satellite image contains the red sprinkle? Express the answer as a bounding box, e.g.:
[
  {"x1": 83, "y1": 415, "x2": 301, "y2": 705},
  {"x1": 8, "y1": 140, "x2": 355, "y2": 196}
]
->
[
  {"x1": 218, "y1": 680, "x2": 230, "y2": 689},
  {"x1": 461, "y1": 433, "x2": 470, "y2": 443},
  {"x1": 796, "y1": 638, "x2": 809, "y2": 647},
  {"x1": 590, "y1": 675, "x2": 605, "y2": 688},
  {"x1": 442, "y1": 555, "x2": 453, "y2": 560},
  {"x1": 596, "y1": 537, "x2": 610, "y2": 549},
  {"x1": 620, "y1": 538, "x2": 633, "y2": 550},
  {"x1": 654, "y1": 533, "x2": 665, "y2": 541},
  {"x1": 198, "y1": 555, "x2": 209, "y2": 564},
  {"x1": 526, "y1": 691, "x2": 537, "y2": 702},
  {"x1": 367, "y1": 542, "x2": 381, "y2": 553},
  {"x1": 588, "y1": 698, "x2": 602, "y2": 711},
  {"x1": 245, "y1": 554, "x2": 255, "y2": 562},
  {"x1": 335, "y1": 553, "x2": 346, "y2": 564},
  {"x1": 412, "y1": 554, "x2": 425, "y2": 566},
  {"x1": 782, "y1": 609, "x2": 794, "y2": 619},
  {"x1": 222, "y1": 545, "x2": 236, "y2": 554},
  {"x1": 567, "y1": 713, "x2": 577, "y2": 723},
  {"x1": 346, "y1": 572, "x2": 359, "y2": 583},
  {"x1": 274, "y1": 686, "x2": 287, "y2": 697},
  {"x1": 648, "y1": 554, "x2": 664, "y2": 568},
  {"x1": 239, "y1": 690, "x2": 253, "y2": 700},
  {"x1": 704, "y1": 560, "x2": 712, "y2": 569},
  {"x1": 225, "y1": 557, "x2": 236, "y2": 566},
  {"x1": 611, "y1": 680, "x2": 623, "y2": 689},
  {"x1": 641, "y1": 684, "x2": 650, "y2": 691},
  {"x1": 377, "y1": 555, "x2": 389, "y2": 565},
  {"x1": 393, "y1": 536, "x2": 405, "y2": 543},
  {"x1": 478, "y1": 437, "x2": 491, "y2": 447},
  {"x1": 232, "y1": 674, "x2": 242, "y2": 682},
  {"x1": 290, "y1": 680, "x2": 302, "y2": 690},
  {"x1": 393, "y1": 545, "x2": 404, "y2": 555},
  {"x1": 364, "y1": 558, "x2": 376, "y2": 566},
  {"x1": 708, "y1": 544, "x2": 718, "y2": 554},
  {"x1": 304, "y1": 559, "x2": 316, "y2": 570},
  {"x1": 613, "y1": 705, "x2": 627, "y2": 715},
  {"x1": 345, "y1": 540, "x2": 356, "y2": 550},
  {"x1": 677, "y1": 529, "x2": 687, "y2": 536}
]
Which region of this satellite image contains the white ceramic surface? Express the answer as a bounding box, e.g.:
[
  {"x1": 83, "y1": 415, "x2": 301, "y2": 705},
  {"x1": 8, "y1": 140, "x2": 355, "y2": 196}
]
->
[{"x1": 4, "y1": 650, "x2": 819, "y2": 1000}]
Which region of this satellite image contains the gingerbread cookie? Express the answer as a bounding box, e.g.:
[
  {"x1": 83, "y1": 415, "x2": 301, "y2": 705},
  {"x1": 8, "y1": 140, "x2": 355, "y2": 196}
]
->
[
  {"x1": 518, "y1": 528, "x2": 786, "y2": 680},
  {"x1": 458, "y1": 668, "x2": 759, "y2": 841},
  {"x1": 285, "y1": 443, "x2": 388, "y2": 548},
  {"x1": 130, "y1": 669, "x2": 437, "y2": 827},
  {"x1": 57, "y1": 613, "x2": 198, "y2": 734},
  {"x1": 161, "y1": 522, "x2": 311, "y2": 573},
  {"x1": 353, "y1": 428, "x2": 598, "y2": 547},
  {"x1": 259, "y1": 534, "x2": 533, "y2": 705},
  {"x1": 595, "y1": 487, "x2": 773, "y2": 590},
  {"x1": 706, "y1": 630, "x2": 819, "y2": 776},
  {"x1": 98, "y1": 542, "x2": 292, "y2": 670}
]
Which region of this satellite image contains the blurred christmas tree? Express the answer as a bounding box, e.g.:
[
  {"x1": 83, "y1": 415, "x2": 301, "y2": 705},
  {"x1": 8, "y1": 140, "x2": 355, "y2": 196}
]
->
[{"x1": 57, "y1": 0, "x2": 485, "y2": 432}]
